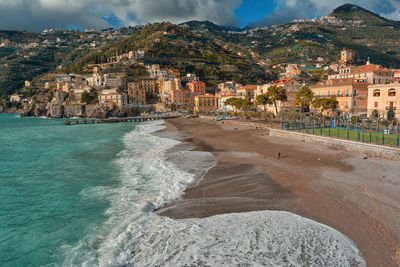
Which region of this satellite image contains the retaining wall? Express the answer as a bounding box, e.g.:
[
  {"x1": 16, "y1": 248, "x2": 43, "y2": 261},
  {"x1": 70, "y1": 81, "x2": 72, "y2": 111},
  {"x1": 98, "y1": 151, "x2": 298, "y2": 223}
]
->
[{"x1": 269, "y1": 128, "x2": 400, "y2": 160}]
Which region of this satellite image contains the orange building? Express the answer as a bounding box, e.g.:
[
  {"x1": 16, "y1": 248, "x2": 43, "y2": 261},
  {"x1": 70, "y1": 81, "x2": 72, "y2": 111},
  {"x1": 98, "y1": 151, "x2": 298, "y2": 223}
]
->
[
  {"x1": 186, "y1": 81, "x2": 206, "y2": 97},
  {"x1": 127, "y1": 83, "x2": 146, "y2": 106},
  {"x1": 311, "y1": 78, "x2": 370, "y2": 114},
  {"x1": 171, "y1": 89, "x2": 193, "y2": 106}
]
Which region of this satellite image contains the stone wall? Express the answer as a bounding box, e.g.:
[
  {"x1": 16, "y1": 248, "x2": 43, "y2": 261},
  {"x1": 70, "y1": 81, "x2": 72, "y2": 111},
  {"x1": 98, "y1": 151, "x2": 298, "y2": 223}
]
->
[
  {"x1": 64, "y1": 105, "x2": 85, "y2": 118},
  {"x1": 269, "y1": 128, "x2": 400, "y2": 160}
]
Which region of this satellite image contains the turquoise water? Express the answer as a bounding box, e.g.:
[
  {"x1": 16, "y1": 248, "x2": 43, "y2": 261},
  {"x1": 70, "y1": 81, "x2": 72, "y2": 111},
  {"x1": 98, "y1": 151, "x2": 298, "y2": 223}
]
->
[
  {"x1": 0, "y1": 114, "x2": 137, "y2": 266},
  {"x1": 0, "y1": 114, "x2": 365, "y2": 267}
]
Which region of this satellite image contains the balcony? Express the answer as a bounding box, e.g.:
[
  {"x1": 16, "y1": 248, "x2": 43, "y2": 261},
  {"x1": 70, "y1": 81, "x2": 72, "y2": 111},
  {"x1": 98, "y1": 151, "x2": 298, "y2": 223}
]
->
[
  {"x1": 314, "y1": 94, "x2": 352, "y2": 98},
  {"x1": 386, "y1": 106, "x2": 397, "y2": 110}
]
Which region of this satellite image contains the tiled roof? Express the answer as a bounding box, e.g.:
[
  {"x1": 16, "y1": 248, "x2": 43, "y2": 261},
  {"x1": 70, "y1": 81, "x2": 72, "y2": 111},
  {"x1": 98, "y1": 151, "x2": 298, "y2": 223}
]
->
[
  {"x1": 311, "y1": 78, "x2": 369, "y2": 89},
  {"x1": 238, "y1": 85, "x2": 258, "y2": 90},
  {"x1": 273, "y1": 78, "x2": 293, "y2": 85}
]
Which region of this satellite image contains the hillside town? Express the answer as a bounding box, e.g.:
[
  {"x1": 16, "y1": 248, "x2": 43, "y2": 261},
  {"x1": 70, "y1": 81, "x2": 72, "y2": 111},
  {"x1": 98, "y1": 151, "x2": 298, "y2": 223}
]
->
[{"x1": 9, "y1": 48, "x2": 400, "y2": 121}]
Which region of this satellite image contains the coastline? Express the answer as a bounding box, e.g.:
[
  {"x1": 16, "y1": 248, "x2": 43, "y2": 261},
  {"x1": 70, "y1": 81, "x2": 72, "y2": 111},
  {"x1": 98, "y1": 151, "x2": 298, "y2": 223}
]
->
[{"x1": 158, "y1": 117, "x2": 400, "y2": 267}]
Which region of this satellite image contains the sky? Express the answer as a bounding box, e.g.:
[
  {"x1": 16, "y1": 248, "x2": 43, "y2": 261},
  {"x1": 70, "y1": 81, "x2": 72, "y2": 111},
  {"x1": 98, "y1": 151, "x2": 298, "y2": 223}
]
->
[{"x1": 0, "y1": 0, "x2": 399, "y2": 32}]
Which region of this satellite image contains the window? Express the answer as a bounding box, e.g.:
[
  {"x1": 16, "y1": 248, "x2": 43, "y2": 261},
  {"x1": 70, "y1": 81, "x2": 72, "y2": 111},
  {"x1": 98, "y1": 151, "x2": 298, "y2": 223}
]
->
[
  {"x1": 346, "y1": 89, "x2": 349, "y2": 96},
  {"x1": 345, "y1": 101, "x2": 349, "y2": 108},
  {"x1": 328, "y1": 90, "x2": 330, "y2": 96},
  {"x1": 373, "y1": 89, "x2": 380, "y2": 97},
  {"x1": 388, "y1": 89, "x2": 396, "y2": 97},
  {"x1": 374, "y1": 102, "x2": 378, "y2": 108},
  {"x1": 337, "y1": 90, "x2": 341, "y2": 96},
  {"x1": 318, "y1": 91, "x2": 321, "y2": 96}
]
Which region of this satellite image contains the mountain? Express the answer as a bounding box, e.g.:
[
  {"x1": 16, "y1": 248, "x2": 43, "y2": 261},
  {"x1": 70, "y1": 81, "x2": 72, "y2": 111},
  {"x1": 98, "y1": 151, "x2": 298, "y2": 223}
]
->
[
  {"x1": 2, "y1": 4, "x2": 400, "y2": 105},
  {"x1": 180, "y1": 20, "x2": 241, "y2": 33},
  {"x1": 331, "y1": 4, "x2": 400, "y2": 27}
]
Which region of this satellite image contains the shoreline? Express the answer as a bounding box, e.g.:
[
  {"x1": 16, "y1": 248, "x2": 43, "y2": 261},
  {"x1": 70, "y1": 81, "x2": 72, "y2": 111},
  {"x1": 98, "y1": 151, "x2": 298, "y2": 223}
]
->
[{"x1": 158, "y1": 117, "x2": 400, "y2": 267}]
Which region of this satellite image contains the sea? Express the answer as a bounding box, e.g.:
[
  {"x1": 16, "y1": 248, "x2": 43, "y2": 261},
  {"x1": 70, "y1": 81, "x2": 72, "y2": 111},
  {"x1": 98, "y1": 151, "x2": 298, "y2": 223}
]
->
[{"x1": 0, "y1": 113, "x2": 366, "y2": 267}]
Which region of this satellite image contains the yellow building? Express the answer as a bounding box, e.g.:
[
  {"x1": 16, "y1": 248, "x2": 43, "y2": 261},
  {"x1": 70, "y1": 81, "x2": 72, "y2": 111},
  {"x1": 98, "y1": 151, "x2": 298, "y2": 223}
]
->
[
  {"x1": 194, "y1": 94, "x2": 217, "y2": 113},
  {"x1": 367, "y1": 83, "x2": 400, "y2": 120}
]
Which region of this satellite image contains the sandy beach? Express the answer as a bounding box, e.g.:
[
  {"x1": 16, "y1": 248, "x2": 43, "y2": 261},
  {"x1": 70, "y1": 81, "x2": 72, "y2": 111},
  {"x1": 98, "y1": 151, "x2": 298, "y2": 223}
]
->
[{"x1": 158, "y1": 117, "x2": 400, "y2": 267}]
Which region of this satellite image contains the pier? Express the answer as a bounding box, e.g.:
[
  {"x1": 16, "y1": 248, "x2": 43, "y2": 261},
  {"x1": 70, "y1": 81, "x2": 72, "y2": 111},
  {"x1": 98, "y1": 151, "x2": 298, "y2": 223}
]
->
[{"x1": 63, "y1": 115, "x2": 180, "y2": 125}]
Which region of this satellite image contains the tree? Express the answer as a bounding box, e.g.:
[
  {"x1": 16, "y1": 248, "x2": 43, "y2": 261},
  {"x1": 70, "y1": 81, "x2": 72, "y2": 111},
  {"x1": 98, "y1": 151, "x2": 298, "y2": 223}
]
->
[
  {"x1": 225, "y1": 97, "x2": 253, "y2": 111},
  {"x1": 312, "y1": 96, "x2": 338, "y2": 118},
  {"x1": 266, "y1": 85, "x2": 287, "y2": 115},
  {"x1": 295, "y1": 86, "x2": 314, "y2": 111},
  {"x1": 81, "y1": 90, "x2": 96, "y2": 104},
  {"x1": 255, "y1": 94, "x2": 271, "y2": 110}
]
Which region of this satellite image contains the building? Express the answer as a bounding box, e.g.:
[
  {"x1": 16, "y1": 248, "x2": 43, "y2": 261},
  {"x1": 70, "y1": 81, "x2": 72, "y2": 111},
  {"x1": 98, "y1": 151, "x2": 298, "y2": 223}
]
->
[
  {"x1": 285, "y1": 64, "x2": 302, "y2": 78},
  {"x1": 339, "y1": 48, "x2": 355, "y2": 68},
  {"x1": 218, "y1": 81, "x2": 242, "y2": 93},
  {"x1": 10, "y1": 94, "x2": 23, "y2": 103},
  {"x1": 168, "y1": 69, "x2": 181, "y2": 79},
  {"x1": 171, "y1": 89, "x2": 193, "y2": 106},
  {"x1": 127, "y1": 83, "x2": 146, "y2": 106},
  {"x1": 394, "y1": 70, "x2": 400, "y2": 82},
  {"x1": 311, "y1": 78, "x2": 370, "y2": 114},
  {"x1": 236, "y1": 85, "x2": 258, "y2": 101},
  {"x1": 183, "y1": 73, "x2": 199, "y2": 82},
  {"x1": 194, "y1": 94, "x2": 217, "y2": 113},
  {"x1": 161, "y1": 79, "x2": 181, "y2": 94},
  {"x1": 367, "y1": 83, "x2": 400, "y2": 120},
  {"x1": 25, "y1": 81, "x2": 32, "y2": 87},
  {"x1": 186, "y1": 81, "x2": 206, "y2": 97},
  {"x1": 98, "y1": 88, "x2": 128, "y2": 109},
  {"x1": 129, "y1": 79, "x2": 158, "y2": 95},
  {"x1": 329, "y1": 64, "x2": 394, "y2": 85},
  {"x1": 259, "y1": 79, "x2": 302, "y2": 114},
  {"x1": 219, "y1": 93, "x2": 236, "y2": 112}
]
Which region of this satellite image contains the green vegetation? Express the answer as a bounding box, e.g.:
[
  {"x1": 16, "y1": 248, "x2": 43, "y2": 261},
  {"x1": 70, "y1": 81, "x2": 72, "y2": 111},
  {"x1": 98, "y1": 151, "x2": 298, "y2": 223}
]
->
[
  {"x1": 312, "y1": 96, "x2": 338, "y2": 114},
  {"x1": 295, "y1": 86, "x2": 314, "y2": 110},
  {"x1": 224, "y1": 97, "x2": 254, "y2": 111},
  {"x1": 266, "y1": 85, "x2": 287, "y2": 114},
  {"x1": 296, "y1": 126, "x2": 400, "y2": 147}
]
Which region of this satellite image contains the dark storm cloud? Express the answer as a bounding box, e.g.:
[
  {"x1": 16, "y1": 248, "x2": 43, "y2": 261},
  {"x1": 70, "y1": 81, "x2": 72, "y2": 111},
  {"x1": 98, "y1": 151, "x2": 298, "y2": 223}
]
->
[{"x1": 0, "y1": 0, "x2": 242, "y2": 31}]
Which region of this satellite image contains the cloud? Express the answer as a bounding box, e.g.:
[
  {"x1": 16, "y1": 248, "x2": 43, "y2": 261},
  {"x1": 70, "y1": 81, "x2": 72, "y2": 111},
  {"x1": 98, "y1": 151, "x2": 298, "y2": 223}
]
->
[
  {"x1": 0, "y1": 0, "x2": 242, "y2": 31},
  {"x1": 252, "y1": 0, "x2": 400, "y2": 27}
]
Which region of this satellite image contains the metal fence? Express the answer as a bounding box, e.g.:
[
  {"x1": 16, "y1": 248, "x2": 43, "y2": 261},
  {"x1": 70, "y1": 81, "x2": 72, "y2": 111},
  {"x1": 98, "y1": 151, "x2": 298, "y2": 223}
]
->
[{"x1": 282, "y1": 121, "x2": 400, "y2": 147}]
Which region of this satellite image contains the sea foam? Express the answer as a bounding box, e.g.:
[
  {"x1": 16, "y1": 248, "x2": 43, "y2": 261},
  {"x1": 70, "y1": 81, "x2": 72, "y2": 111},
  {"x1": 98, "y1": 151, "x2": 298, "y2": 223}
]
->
[{"x1": 63, "y1": 120, "x2": 365, "y2": 267}]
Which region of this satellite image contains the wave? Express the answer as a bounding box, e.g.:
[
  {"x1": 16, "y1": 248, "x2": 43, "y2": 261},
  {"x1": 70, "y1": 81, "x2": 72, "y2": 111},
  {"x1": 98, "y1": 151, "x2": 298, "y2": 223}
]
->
[
  {"x1": 128, "y1": 211, "x2": 366, "y2": 267},
  {"x1": 62, "y1": 120, "x2": 365, "y2": 267},
  {"x1": 62, "y1": 120, "x2": 217, "y2": 266}
]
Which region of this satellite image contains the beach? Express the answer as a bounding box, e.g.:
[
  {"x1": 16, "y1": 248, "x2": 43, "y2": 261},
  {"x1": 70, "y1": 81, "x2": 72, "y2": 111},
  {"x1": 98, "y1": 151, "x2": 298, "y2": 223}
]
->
[{"x1": 158, "y1": 117, "x2": 400, "y2": 267}]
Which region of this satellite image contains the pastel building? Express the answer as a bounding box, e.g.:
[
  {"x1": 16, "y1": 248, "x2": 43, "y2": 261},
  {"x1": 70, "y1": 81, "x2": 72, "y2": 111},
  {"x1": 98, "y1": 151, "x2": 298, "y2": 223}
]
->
[
  {"x1": 171, "y1": 89, "x2": 194, "y2": 106},
  {"x1": 219, "y1": 93, "x2": 236, "y2": 112},
  {"x1": 367, "y1": 83, "x2": 400, "y2": 120},
  {"x1": 127, "y1": 83, "x2": 146, "y2": 106},
  {"x1": 194, "y1": 94, "x2": 217, "y2": 113},
  {"x1": 98, "y1": 89, "x2": 128, "y2": 109},
  {"x1": 236, "y1": 85, "x2": 258, "y2": 101},
  {"x1": 186, "y1": 81, "x2": 206, "y2": 97},
  {"x1": 311, "y1": 78, "x2": 370, "y2": 114},
  {"x1": 329, "y1": 64, "x2": 394, "y2": 85},
  {"x1": 258, "y1": 79, "x2": 302, "y2": 114}
]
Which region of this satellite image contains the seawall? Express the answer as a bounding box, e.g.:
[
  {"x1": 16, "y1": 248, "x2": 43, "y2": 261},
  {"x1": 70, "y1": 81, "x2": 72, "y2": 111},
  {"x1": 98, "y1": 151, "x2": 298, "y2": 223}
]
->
[{"x1": 269, "y1": 128, "x2": 400, "y2": 160}]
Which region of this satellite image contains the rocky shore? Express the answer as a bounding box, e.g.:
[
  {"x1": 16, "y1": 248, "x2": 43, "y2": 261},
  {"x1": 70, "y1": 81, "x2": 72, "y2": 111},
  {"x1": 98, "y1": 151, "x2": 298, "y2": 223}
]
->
[{"x1": 16, "y1": 103, "x2": 155, "y2": 119}]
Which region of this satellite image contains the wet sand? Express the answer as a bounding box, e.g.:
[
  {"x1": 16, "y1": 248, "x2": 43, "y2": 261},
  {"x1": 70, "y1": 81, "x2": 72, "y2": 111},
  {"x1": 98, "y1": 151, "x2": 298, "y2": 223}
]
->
[{"x1": 158, "y1": 117, "x2": 400, "y2": 267}]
